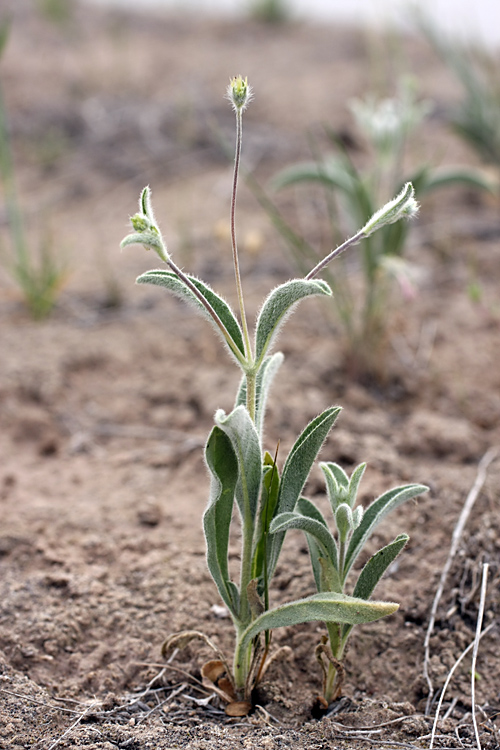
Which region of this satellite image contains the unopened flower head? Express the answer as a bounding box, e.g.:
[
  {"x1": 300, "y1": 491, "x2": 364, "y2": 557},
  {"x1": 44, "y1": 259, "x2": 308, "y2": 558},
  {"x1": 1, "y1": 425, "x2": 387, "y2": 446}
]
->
[
  {"x1": 362, "y1": 182, "x2": 419, "y2": 237},
  {"x1": 226, "y1": 75, "x2": 253, "y2": 113}
]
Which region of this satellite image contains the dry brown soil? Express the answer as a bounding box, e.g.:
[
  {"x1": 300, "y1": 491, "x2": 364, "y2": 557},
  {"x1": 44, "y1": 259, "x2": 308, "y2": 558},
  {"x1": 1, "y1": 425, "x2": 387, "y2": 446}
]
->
[{"x1": 0, "y1": 3, "x2": 499, "y2": 748}]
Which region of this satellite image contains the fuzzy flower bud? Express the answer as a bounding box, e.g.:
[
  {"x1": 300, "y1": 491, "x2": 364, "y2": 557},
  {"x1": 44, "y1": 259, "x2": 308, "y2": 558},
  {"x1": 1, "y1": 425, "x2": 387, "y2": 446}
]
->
[
  {"x1": 226, "y1": 75, "x2": 253, "y2": 113},
  {"x1": 130, "y1": 213, "x2": 152, "y2": 233},
  {"x1": 362, "y1": 182, "x2": 419, "y2": 238}
]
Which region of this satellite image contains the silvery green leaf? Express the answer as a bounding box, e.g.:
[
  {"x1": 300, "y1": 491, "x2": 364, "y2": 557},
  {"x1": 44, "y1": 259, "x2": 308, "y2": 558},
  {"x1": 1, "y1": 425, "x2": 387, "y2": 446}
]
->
[
  {"x1": 320, "y1": 462, "x2": 349, "y2": 511},
  {"x1": 362, "y1": 182, "x2": 418, "y2": 237},
  {"x1": 347, "y1": 462, "x2": 367, "y2": 508},
  {"x1": 269, "y1": 511, "x2": 337, "y2": 568},
  {"x1": 344, "y1": 484, "x2": 428, "y2": 578},
  {"x1": 353, "y1": 533, "x2": 409, "y2": 601},
  {"x1": 352, "y1": 505, "x2": 364, "y2": 529},
  {"x1": 121, "y1": 231, "x2": 163, "y2": 252},
  {"x1": 255, "y1": 279, "x2": 332, "y2": 362},
  {"x1": 235, "y1": 353, "x2": 284, "y2": 437},
  {"x1": 335, "y1": 503, "x2": 353, "y2": 542},
  {"x1": 140, "y1": 185, "x2": 154, "y2": 218},
  {"x1": 203, "y1": 426, "x2": 239, "y2": 616},
  {"x1": 268, "y1": 406, "x2": 341, "y2": 576},
  {"x1": 136, "y1": 270, "x2": 245, "y2": 359},
  {"x1": 237, "y1": 591, "x2": 399, "y2": 657},
  {"x1": 323, "y1": 462, "x2": 350, "y2": 488},
  {"x1": 342, "y1": 533, "x2": 409, "y2": 642},
  {"x1": 215, "y1": 406, "x2": 262, "y2": 523},
  {"x1": 296, "y1": 496, "x2": 339, "y2": 590}
]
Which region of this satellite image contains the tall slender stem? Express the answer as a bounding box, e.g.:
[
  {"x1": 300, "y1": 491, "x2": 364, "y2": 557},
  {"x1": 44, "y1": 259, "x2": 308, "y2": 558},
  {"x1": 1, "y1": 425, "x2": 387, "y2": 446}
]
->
[
  {"x1": 306, "y1": 230, "x2": 365, "y2": 280},
  {"x1": 231, "y1": 108, "x2": 252, "y2": 361}
]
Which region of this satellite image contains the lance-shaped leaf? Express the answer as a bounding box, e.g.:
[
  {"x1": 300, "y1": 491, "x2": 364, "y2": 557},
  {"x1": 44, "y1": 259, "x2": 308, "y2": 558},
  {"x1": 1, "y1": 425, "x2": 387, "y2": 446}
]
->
[
  {"x1": 255, "y1": 279, "x2": 332, "y2": 362},
  {"x1": 415, "y1": 165, "x2": 497, "y2": 197},
  {"x1": 343, "y1": 484, "x2": 428, "y2": 579},
  {"x1": 347, "y1": 462, "x2": 367, "y2": 508},
  {"x1": 341, "y1": 533, "x2": 409, "y2": 642},
  {"x1": 296, "y1": 496, "x2": 340, "y2": 591},
  {"x1": 237, "y1": 591, "x2": 399, "y2": 658},
  {"x1": 252, "y1": 453, "x2": 280, "y2": 582},
  {"x1": 268, "y1": 406, "x2": 341, "y2": 576},
  {"x1": 203, "y1": 426, "x2": 239, "y2": 616},
  {"x1": 136, "y1": 270, "x2": 245, "y2": 359},
  {"x1": 215, "y1": 406, "x2": 262, "y2": 523},
  {"x1": 270, "y1": 511, "x2": 337, "y2": 570},
  {"x1": 235, "y1": 353, "x2": 284, "y2": 438},
  {"x1": 271, "y1": 156, "x2": 357, "y2": 195},
  {"x1": 352, "y1": 533, "x2": 409, "y2": 601}
]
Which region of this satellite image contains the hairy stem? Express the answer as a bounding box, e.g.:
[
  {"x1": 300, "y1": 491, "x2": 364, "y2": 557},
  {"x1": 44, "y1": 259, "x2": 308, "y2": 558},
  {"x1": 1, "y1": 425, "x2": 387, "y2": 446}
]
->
[
  {"x1": 305, "y1": 230, "x2": 365, "y2": 280},
  {"x1": 231, "y1": 108, "x2": 252, "y2": 360}
]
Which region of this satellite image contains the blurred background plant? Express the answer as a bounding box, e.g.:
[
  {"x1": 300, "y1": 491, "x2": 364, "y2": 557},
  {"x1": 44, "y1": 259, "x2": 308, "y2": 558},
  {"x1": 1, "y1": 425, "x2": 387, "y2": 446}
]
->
[
  {"x1": 256, "y1": 77, "x2": 494, "y2": 380},
  {"x1": 0, "y1": 22, "x2": 66, "y2": 319},
  {"x1": 248, "y1": 0, "x2": 290, "y2": 24},
  {"x1": 417, "y1": 15, "x2": 500, "y2": 173}
]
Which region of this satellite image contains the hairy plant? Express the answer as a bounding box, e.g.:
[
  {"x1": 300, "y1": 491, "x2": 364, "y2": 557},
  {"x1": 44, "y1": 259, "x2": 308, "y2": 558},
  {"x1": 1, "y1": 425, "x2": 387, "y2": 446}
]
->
[
  {"x1": 270, "y1": 461, "x2": 422, "y2": 704},
  {"x1": 122, "y1": 76, "x2": 427, "y2": 714}
]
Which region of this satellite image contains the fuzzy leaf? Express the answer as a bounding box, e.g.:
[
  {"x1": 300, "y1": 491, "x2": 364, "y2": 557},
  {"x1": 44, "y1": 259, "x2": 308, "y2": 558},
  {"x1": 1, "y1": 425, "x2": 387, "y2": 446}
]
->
[
  {"x1": 121, "y1": 231, "x2": 163, "y2": 252},
  {"x1": 320, "y1": 461, "x2": 349, "y2": 511},
  {"x1": 342, "y1": 533, "x2": 409, "y2": 642},
  {"x1": 203, "y1": 427, "x2": 239, "y2": 616},
  {"x1": 344, "y1": 484, "x2": 428, "y2": 578},
  {"x1": 215, "y1": 406, "x2": 262, "y2": 523},
  {"x1": 335, "y1": 503, "x2": 353, "y2": 542},
  {"x1": 352, "y1": 533, "x2": 409, "y2": 601},
  {"x1": 255, "y1": 279, "x2": 332, "y2": 362},
  {"x1": 297, "y1": 497, "x2": 339, "y2": 591},
  {"x1": 270, "y1": 511, "x2": 337, "y2": 568},
  {"x1": 238, "y1": 591, "x2": 399, "y2": 655},
  {"x1": 268, "y1": 407, "x2": 341, "y2": 576},
  {"x1": 347, "y1": 462, "x2": 367, "y2": 508},
  {"x1": 136, "y1": 270, "x2": 245, "y2": 359}
]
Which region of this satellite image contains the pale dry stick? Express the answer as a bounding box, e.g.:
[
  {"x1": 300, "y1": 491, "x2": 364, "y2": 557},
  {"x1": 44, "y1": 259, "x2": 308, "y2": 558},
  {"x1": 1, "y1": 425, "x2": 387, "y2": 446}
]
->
[
  {"x1": 423, "y1": 447, "x2": 498, "y2": 714},
  {"x1": 429, "y1": 621, "x2": 496, "y2": 748},
  {"x1": 0, "y1": 688, "x2": 81, "y2": 714},
  {"x1": 471, "y1": 563, "x2": 489, "y2": 750},
  {"x1": 45, "y1": 700, "x2": 98, "y2": 750},
  {"x1": 135, "y1": 682, "x2": 187, "y2": 726}
]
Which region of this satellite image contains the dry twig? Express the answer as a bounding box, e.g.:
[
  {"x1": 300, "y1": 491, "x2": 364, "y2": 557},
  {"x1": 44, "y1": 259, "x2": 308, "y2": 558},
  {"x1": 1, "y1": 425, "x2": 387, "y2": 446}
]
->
[
  {"x1": 471, "y1": 563, "x2": 489, "y2": 750},
  {"x1": 429, "y1": 621, "x2": 495, "y2": 748},
  {"x1": 45, "y1": 701, "x2": 99, "y2": 750},
  {"x1": 423, "y1": 447, "x2": 498, "y2": 714}
]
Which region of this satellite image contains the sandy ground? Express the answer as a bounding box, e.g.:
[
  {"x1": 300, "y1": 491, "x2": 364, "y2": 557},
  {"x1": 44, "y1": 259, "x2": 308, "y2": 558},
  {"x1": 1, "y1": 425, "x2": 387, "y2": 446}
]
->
[{"x1": 0, "y1": 2, "x2": 499, "y2": 748}]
